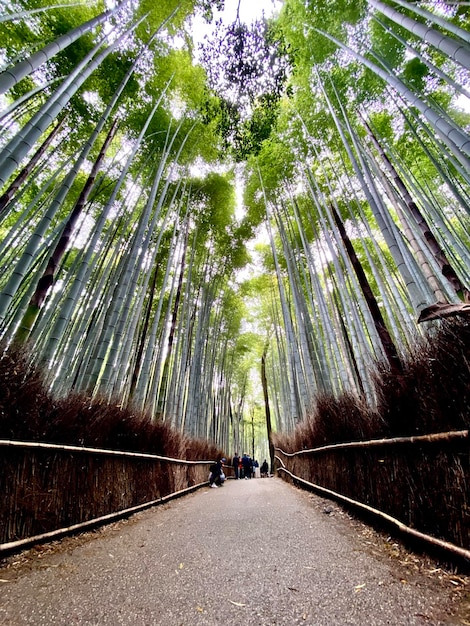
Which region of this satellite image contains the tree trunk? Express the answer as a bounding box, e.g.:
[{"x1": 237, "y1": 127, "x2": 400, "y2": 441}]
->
[
  {"x1": 261, "y1": 342, "x2": 275, "y2": 474},
  {"x1": 313, "y1": 28, "x2": 470, "y2": 168},
  {"x1": 128, "y1": 262, "x2": 160, "y2": 402},
  {"x1": 363, "y1": 119, "x2": 470, "y2": 303},
  {"x1": 0, "y1": 6, "x2": 120, "y2": 95},
  {"x1": 0, "y1": 116, "x2": 65, "y2": 215},
  {"x1": 369, "y1": 0, "x2": 470, "y2": 71},
  {"x1": 14, "y1": 120, "x2": 118, "y2": 344},
  {"x1": 331, "y1": 205, "x2": 403, "y2": 376}
]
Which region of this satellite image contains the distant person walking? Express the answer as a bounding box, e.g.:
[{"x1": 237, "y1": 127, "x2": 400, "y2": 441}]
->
[
  {"x1": 232, "y1": 453, "x2": 240, "y2": 479},
  {"x1": 260, "y1": 459, "x2": 269, "y2": 477}
]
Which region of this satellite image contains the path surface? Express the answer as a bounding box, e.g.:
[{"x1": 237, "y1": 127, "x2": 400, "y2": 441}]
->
[{"x1": 0, "y1": 478, "x2": 466, "y2": 625}]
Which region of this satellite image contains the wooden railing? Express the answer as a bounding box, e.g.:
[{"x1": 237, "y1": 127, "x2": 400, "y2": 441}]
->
[
  {"x1": 0, "y1": 439, "x2": 215, "y2": 555},
  {"x1": 275, "y1": 429, "x2": 470, "y2": 563}
]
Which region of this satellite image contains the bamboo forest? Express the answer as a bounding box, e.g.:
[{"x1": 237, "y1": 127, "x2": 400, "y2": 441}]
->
[{"x1": 0, "y1": 0, "x2": 469, "y2": 460}]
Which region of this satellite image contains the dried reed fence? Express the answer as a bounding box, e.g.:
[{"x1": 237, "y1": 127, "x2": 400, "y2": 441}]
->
[
  {"x1": 0, "y1": 439, "x2": 215, "y2": 555},
  {"x1": 275, "y1": 429, "x2": 470, "y2": 562}
]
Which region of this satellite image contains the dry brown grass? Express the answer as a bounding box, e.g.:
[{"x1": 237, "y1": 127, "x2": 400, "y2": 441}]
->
[
  {"x1": 273, "y1": 319, "x2": 470, "y2": 555},
  {"x1": 0, "y1": 343, "x2": 224, "y2": 461},
  {"x1": 274, "y1": 318, "x2": 470, "y2": 451},
  {"x1": 0, "y1": 343, "x2": 225, "y2": 547}
]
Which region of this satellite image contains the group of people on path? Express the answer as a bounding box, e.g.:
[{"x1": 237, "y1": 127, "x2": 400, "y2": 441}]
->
[
  {"x1": 231, "y1": 453, "x2": 270, "y2": 480},
  {"x1": 208, "y1": 453, "x2": 270, "y2": 488}
]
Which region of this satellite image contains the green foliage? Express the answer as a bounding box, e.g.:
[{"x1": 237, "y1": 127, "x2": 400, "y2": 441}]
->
[
  {"x1": 352, "y1": 64, "x2": 388, "y2": 106},
  {"x1": 217, "y1": 284, "x2": 245, "y2": 337},
  {"x1": 196, "y1": 0, "x2": 225, "y2": 24},
  {"x1": 170, "y1": 50, "x2": 208, "y2": 109},
  {"x1": 49, "y1": 31, "x2": 95, "y2": 79},
  {"x1": 401, "y1": 57, "x2": 429, "y2": 92},
  {"x1": 232, "y1": 94, "x2": 281, "y2": 161},
  {"x1": 369, "y1": 16, "x2": 406, "y2": 69},
  {"x1": 199, "y1": 94, "x2": 241, "y2": 160},
  {"x1": 449, "y1": 104, "x2": 470, "y2": 130},
  {"x1": 0, "y1": 18, "x2": 33, "y2": 59},
  {"x1": 227, "y1": 228, "x2": 251, "y2": 270},
  {"x1": 243, "y1": 136, "x2": 296, "y2": 224},
  {"x1": 1, "y1": 1, "x2": 102, "y2": 63},
  {"x1": 368, "y1": 111, "x2": 395, "y2": 143},
  {"x1": 1, "y1": 0, "x2": 470, "y2": 445},
  {"x1": 0, "y1": 2, "x2": 103, "y2": 128},
  {"x1": 135, "y1": 0, "x2": 197, "y2": 37},
  {"x1": 198, "y1": 16, "x2": 291, "y2": 159},
  {"x1": 278, "y1": 0, "x2": 366, "y2": 67},
  {"x1": 254, "y1": 242, "x2": 276, "y2": 274},
  {"x1": 430, "y1": 89, "x2": 453, "y2": 111},
  {"x1": 8, "y1": 75, "x2": 37, "y2": 102},
  {"x1": 192, "y1": 171, "x2": 236, "y2": 232},
  {"x1": 452, "y1": 3, "x2": 470, "y2": 32},
  {"x1": 199, "y1": 90, "x2": 283, "y2": 162},
  {"x1": 93, "y1": 52, "x2": 140, "y2": 105}
]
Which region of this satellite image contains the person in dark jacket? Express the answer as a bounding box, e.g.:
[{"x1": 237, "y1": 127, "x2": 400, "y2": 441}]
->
[
  {"x1": 232, "y1": 453, "x2": 240, "y2": 479},
  {"x1": 209, "y1": 458, "x2": 226, "y2": 488},
  {"x1": 242, "y1": 453, "x2": 252, "y2": 479},
  {"x1": 260, "y1": 459, "x2": 269, "y2": 477}
]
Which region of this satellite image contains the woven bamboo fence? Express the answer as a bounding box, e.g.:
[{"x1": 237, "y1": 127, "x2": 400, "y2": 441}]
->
[
  {"x1": 0, "y1": 439, "x2": 215, "y2": 552},
  {"x1": 275, "y1": 430, "x2": 470, "y2": 559}
]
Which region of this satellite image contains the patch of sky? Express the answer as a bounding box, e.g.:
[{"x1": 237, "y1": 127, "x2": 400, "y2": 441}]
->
[
  {"x1": 455, "y1": 93, "x2": 470, "y2": 112},
  {"x1": 190, "y1": 0, "x2": 282, "y2": 62}
]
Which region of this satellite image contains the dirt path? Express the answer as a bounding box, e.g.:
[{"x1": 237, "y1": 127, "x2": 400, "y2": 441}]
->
[{"x1": 0, "y1": 478, "x2": 468, "y2": 625}]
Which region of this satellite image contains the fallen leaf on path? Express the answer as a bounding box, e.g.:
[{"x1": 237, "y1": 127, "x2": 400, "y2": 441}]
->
[
  {"x1": 179, "y1": 563, "x2": 184, "y2": 569},
  {"x1": 228, "y1": 600, "x2": 246, "y2": 607},
  {"x1": 354, "y1": 584, "x2": 366, "y2": 592},
  {"x1": 196, "y1": 606, "x2": 204, "y2": 612}
]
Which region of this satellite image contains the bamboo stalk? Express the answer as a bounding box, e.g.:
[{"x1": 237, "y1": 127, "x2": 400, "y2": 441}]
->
[
  {"x1": 275, "y1": 429, "x2": 469, "y2": 457},
  {"x1": 0, "y1": 481, "x2": 208, "y2": 557},
  {"x1": 276, "y1": 464, "x2": 470, "y2": 563},
  {"x1": 0, "y1": 439, "x2": 215, "y2": 465}
]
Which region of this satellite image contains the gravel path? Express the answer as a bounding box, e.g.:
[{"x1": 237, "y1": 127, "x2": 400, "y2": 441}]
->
[{"x1": 0, "y1": 477, "x2": 467, "y2": 625}]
